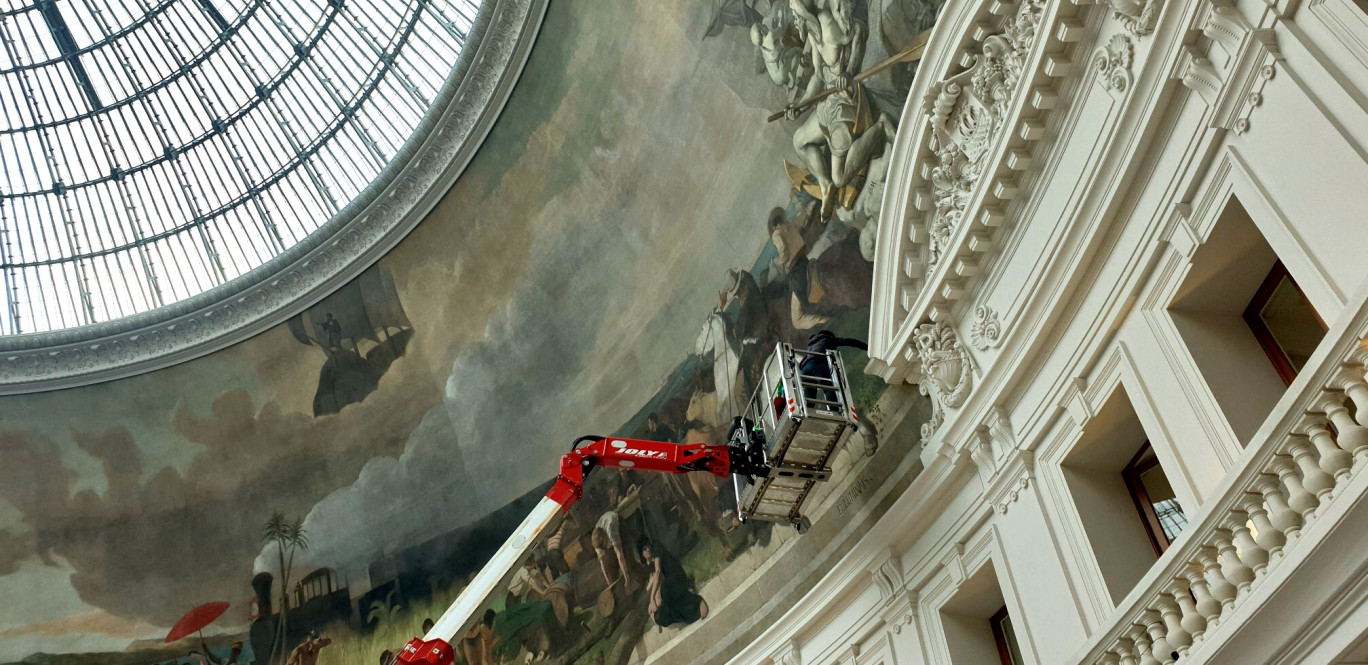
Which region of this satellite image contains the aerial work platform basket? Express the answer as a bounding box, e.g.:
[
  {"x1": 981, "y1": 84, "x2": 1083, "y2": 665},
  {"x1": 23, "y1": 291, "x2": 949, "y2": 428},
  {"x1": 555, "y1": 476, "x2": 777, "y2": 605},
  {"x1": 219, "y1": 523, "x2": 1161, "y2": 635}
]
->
[{"x1": 733, "y1": 342, "x2": 858, "y2": 530}]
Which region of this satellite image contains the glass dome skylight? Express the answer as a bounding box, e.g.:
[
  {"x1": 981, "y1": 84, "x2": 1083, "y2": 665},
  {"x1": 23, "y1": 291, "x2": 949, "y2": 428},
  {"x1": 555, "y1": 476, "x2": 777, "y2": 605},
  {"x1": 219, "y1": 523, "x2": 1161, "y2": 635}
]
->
[{"x1": 0, "y1": 0, "x2": 481, "y2": 334}]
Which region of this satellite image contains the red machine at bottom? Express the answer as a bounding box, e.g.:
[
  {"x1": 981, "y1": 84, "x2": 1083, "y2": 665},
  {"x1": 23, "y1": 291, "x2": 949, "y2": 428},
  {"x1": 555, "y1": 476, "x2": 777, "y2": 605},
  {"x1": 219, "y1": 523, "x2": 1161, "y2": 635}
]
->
[{"x1": 393, "y1": 432, "x2": 770, "y2": 665}]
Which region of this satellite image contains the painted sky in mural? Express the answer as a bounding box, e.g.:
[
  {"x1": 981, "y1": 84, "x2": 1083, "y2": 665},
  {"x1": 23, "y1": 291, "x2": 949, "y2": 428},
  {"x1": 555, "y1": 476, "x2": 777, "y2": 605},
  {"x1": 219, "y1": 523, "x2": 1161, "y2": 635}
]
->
[{"x1": 0, "y1": 0, "x2": 938, "y2": 661}]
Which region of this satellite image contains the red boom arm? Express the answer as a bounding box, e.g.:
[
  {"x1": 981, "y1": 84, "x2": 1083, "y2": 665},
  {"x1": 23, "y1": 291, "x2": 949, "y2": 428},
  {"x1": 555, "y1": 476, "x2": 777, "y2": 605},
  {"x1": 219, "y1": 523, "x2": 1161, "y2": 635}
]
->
[
  {"x1": 394, "y1": 435, "x2": 753, "y2": 665},
  {"x1": 545, "y1": 437, "x2": 732, "y2": 510}
]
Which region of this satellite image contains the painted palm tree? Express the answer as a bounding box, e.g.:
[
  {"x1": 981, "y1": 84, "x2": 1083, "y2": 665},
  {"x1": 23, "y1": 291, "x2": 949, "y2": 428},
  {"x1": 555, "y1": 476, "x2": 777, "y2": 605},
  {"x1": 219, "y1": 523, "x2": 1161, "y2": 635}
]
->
[
  {"x1": 263, "y1": 511, "x2": 310, "y2": 665},
  {"x1": 366, "y1": 589, "x2": 403, "y2": 630}
]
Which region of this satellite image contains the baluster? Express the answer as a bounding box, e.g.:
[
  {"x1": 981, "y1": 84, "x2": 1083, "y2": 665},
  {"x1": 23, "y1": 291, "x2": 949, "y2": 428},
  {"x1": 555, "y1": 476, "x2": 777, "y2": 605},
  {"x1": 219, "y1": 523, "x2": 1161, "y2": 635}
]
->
[
  {"x1": 1160, "y1": 592, "x2": 1193, "y2": 656},
  {"x1": 1303, "y1": 417, "x2": 1351, "y2": 482},
  {"x1": 1340, "y1": 364, "x2": 1368, "y2": 427},
  {"x1": 1324, "y1": 384, "x2": 1368, "y2": 462},
  {"x1": 1100, "y1": 653, "x2": 1120, "y2": 665},
  {"x1": 1255, "y1": 472, "x2": 1302, "y2": 545},
  {"x1": 1130, "y1": 624, "x2": 1161, "y2": 665},
  {"x1": 1143, "y1": 609, "x2": 1176, "y2": 665},
  {"x1": 1195, "y1": 547, "x2": 1235, "y2": 613},
  {"x1": 1228, "y1": 512, "x2": 1269, "y2": 579},
  {"x1": 1183, "y1": 562, "x2": 1221, "y2": 630},
  {"x1": 1271, "y1": 454, "x2": 1319, "y2": 521},
  {"x1": 1213, "y1": 527, "x2": 1254, "y2": 595},
  {"x1": 1289, "y1": 438, "x2": 1335, "y2": 500},
  {"x1": 1172, "y1": 579, "x2": 1206, "y2": 645},
  {"x1": 1115, "y1": 636, "x2": 1140, "y2": 665},
  {"x1": 1241, "y1": 492, "x2": 1284, "y2": 561}
]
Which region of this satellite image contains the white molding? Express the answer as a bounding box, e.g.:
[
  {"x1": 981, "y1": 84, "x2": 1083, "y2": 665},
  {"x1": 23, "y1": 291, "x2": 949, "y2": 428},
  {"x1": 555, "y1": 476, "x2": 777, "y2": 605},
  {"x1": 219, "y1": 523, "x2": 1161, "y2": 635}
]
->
[
  {"x1": 870, "y1": 0, "x2": 1092, "y2": 381},
  {"x1": 0, "y1": 0, "x2": 550, "y2": 394}
]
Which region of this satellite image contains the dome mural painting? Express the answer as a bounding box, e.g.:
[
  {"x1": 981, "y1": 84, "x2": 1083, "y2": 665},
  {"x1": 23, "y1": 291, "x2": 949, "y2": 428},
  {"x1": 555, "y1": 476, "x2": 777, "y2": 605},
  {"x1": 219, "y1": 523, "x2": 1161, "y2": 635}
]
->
[{"x1": 0, "y1": 0, "x2": 939, "y2": 664}]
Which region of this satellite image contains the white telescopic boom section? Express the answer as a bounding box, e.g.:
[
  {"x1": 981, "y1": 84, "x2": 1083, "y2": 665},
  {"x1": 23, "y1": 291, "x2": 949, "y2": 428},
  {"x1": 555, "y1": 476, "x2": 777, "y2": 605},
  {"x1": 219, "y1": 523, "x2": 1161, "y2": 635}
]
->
[{"x1": 425, "y1": 496, "x2": 563, "y2": 642}]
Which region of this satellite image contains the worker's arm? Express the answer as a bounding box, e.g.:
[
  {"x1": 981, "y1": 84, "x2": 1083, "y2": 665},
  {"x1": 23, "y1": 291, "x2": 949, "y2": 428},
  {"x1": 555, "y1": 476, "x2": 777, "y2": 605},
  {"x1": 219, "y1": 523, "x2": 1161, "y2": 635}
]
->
[{"x1": 830, "y1": 337, "x2": 868, "y2": 351}]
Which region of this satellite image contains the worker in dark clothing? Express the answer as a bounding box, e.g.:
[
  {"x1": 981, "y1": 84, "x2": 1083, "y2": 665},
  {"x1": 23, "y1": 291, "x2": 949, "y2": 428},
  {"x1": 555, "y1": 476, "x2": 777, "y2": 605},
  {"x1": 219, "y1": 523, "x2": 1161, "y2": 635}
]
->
[
  {"x1": 800, "y1": 330, "x2": 866, "y2": 381},
  {"x1": 798, "y1": 330, "x2": 866, "y2": 411}
]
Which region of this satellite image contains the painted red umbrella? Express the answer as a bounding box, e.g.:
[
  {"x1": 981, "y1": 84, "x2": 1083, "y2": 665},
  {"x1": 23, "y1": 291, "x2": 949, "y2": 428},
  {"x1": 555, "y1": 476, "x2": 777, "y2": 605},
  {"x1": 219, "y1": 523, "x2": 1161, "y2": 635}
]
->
[{"x1": 165, "y1": 602, "x2": 231, "y2": 644}]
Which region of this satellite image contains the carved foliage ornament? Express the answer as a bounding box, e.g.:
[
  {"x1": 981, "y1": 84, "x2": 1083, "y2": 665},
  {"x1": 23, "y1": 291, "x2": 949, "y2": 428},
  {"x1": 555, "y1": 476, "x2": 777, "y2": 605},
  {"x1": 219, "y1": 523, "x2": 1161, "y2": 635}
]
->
[
  {"x1": 1093, "y1": 34, "x2": 1135, "y2": 93},
  {"x1": 916, "y1": 0, "x2": 1045, "y2": 276},
  {"x1": 915, "y1": 320, "x2": 975, "y2": 409}
]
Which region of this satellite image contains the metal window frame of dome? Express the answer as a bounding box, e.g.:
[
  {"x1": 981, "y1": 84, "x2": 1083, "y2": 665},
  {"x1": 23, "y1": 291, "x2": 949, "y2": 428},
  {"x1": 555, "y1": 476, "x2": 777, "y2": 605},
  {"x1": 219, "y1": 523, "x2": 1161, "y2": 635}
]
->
[{"x1": 0, "y1": 0, "x2": 549, "y2": 394}]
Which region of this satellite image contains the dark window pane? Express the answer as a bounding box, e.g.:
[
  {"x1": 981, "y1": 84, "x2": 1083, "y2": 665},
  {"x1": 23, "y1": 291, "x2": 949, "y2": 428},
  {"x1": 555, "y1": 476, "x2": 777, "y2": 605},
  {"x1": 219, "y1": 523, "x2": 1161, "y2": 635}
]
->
[{"x1": 1258, "y1": 276, "x2": 1325, "y2": 373}]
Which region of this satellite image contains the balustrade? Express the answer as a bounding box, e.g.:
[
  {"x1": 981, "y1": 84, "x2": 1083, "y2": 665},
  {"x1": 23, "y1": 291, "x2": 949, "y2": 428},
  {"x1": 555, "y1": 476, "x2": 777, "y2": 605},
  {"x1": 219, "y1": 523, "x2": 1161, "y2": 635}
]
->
[{"x1": 1079, "y1": 332, "x2": 1368, "y2": 664}]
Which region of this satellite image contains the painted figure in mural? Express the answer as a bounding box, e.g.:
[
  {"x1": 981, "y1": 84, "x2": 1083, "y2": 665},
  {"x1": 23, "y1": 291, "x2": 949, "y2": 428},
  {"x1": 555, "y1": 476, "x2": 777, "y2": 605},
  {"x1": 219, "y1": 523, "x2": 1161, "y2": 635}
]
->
[
  {"x1": 593, "y1": 509, "x2": 634, "y2": 593},
  {"x1": 645, "y1": 412, "x2": 679, "y2": 443},
  {"x1": 496, "y1": 556, "x2": 562, "y2": 659},
  {"x1": 321, "y1": 313, "x2": 342, "y2": 348},
  {"x1": 459, "y1": 609, "x2": 499, "y2": 665},
  {"x1": 189, "y1": 640, "x2": 242, "y2": 665},
  {"x1": 639, "y1": 540, "x2": 709, "y2": 631},
  {"x1": 785, "y1": 0, "x2": 895, "y2": 220},
  {"x1": 284, "y1": 633, "x2": 331, "y2": 665},
  {"x1": 767, "y1": 201, "x2": 874, "y2": 332},
  {"x1": 543, "y1": 509, "x2": 578, "y2": 582},
  {"x1": 695, "y1": 310, "x2": 746, "y2": 423},
  {"x1": 702, "y1": 0, "x2": 763, "y2": 38},
  {"x1": 721, "y1": 268, "x2": 770, "y2": 346},
  {"x1": 835, "y1": 146, "x2": 890, "y2": 261},
  {"x1": 750, "y1": 2, "x2": 810, "y2": 100}
]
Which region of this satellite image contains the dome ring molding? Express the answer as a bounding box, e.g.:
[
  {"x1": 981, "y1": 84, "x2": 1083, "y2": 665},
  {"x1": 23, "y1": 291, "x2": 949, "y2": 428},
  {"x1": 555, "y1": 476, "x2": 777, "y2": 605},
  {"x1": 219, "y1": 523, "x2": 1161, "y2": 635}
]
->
[{"x1": 0, "y1": 0, "x2": 549, "y2": 395}]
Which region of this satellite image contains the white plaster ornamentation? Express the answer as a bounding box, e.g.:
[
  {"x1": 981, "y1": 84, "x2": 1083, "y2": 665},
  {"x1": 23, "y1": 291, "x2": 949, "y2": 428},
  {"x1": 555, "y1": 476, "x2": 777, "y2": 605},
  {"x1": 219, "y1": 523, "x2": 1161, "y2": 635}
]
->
[
  {"x1": 869, "y1": 552, "x2": 905, "y2": 601},
  {"x1": 992, "y1": 450, "x2": 1036, "y2": 514},
  {"x1": 1106, "y1": 0, "x2": 1162, "y2": 36},
  {"x1": 1093, "y1": 34, "x2": 1135, "y2": 93},
  {"x1": 918, "y1": 0, "x2": 1045, "y2": 276},
  {"x1": 921, "y1": 408, "x2": 946, "y2": 442},
  {"x1": 915, "y1": 320, "x2": 975, "y2": 408},
  {"x1": 915, "y1": 320, "x2": 975, "y2": 439},
  {"x1": 1231, "y1": 62, "x2": 1275, "y2": 134},
  {"x1": 994, "y1": 473, "x2": 1033, "y2": 514},
  {"x1": 970, "y1": 304, "x2": 1002, "y2": 350},
  {"x1": 971, "y1": 406, "x2": 1016, "y2": 481},
  {"x1": 775, "y1": 640, "x2": 802, "y2": 665}
]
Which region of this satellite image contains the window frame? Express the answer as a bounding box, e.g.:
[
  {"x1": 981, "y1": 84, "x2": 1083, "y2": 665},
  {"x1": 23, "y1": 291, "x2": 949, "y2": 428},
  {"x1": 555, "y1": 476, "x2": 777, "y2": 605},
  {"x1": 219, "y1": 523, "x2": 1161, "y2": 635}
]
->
[
  {"x1": 1122, "y1": 442, "x2": 1174, "y2": 557},
  {"x1": 1242, "y1": 261, "x2": 1327, "y2": 386},
  {"x1": 990, "y1": 605, "x2": 1021, "y2": 665}
]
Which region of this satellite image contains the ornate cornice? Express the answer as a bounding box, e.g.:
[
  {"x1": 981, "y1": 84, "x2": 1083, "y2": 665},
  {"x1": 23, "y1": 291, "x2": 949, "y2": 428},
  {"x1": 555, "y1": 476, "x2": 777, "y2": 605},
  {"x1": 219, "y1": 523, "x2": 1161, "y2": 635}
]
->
[
  {"x1": 0, "y1": 0, "x2": 549, "y2": 394},
  {"x1": 869, "y1": 0, "x2": 1098, "y2": 388}
]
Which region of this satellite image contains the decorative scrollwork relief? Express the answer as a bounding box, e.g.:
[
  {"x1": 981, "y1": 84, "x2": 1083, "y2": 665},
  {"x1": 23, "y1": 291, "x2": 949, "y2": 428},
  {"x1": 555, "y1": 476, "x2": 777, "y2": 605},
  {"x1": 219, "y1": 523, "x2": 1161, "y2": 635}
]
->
[
  {"x1": 970, "y1": 304, "x2": 1001, "y2": 350},
  {"x1": 1093, "y1": 34, "x2": 1135, "y2": 93},
  {"x1": 916, "y1": 0, "x2": 1046, "y2": 276}
]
